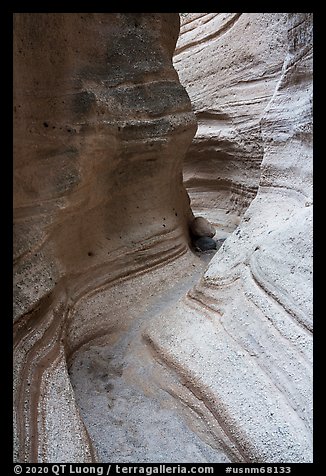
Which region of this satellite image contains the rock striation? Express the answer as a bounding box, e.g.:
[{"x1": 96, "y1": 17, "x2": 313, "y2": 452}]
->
[
  {"x1": 14, "y1": 12, "x2": 313, "y2": 464},
  {"x1": 13, "y1": 13, "x2": 197, "y2": 462},
  {"x1": 174, "y1": 13, "x2": 289, "y2": 235},
  {"x1": 146, "y1": 13, "x2": 313, "y2": 462}
]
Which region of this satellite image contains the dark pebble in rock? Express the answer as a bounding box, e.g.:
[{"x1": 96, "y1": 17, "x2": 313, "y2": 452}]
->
[{"x1": 194, "y1": 236, "x2": 217, "y2": 251}]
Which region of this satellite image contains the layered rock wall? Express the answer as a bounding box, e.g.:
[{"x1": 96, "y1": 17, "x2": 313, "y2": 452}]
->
[
  {"x1": 13, "y1": 12, "x2": 313, "y2": 464},
  {"x1": 174, "y1": 13, "x2": 289, "y2": 233},
  {"x1": 13, "y1": 13, "x2": 196, "y2": 462},
  {"x1": 146, "y1": 13, "x2": 313, "y2": 462}
]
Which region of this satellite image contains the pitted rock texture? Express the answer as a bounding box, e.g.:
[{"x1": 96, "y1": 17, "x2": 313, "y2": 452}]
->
[
  {"x1": 145, "y1": 13, "x2": 313, "y2": 462},
  {"x1": 13, "y1": 13, "x2": 197, "y2": 463},
  {"x1": 174, "y1": 13, "x2": 289, "y2": 233},
  {"x1": 14, "y1": 12, "x2": 313, "y2": 464}
]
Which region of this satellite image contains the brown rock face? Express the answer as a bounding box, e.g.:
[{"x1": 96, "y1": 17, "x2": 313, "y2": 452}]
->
[
  {"x1": 190, "y1": 216, "x2": 216, "y2": 238},
  {"x1": 13, "y1": 13, "x2": 197, "y2": 462},
  {"x1": 13, "y1": 12, "x2": 313, "y2": 464}
]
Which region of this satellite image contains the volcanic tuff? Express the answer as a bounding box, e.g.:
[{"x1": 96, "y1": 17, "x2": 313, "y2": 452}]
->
[
  {"x1": 14, "y1": 13, "x2": 197, "y2": 462},
  {"x1": 174, "y1": 13, "x2": 289, "y2": 235},
  {"x1": 147, "y1": 13, "x2": 313, "y2": 462},
  {"x1": 14, "y1": 13, "x2": 312, "y2": 463}
]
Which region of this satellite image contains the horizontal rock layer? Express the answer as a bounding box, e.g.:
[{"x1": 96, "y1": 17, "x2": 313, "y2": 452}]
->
[
  {"x1": 174, "y1": 13, "x2": 288, "y2": 227},
  {"x1": 145, "y1": 13, "x2": 313, "y2": 462},
  {"x1": 13, "y1": 12, "x2": 313, "y2": 464},
  {"x1": 13, "y1": 13, "x2": 197, "y2": 462}
]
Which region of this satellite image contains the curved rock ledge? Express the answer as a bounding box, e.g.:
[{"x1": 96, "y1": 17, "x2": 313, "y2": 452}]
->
[
  {"x1": 174, "y1": 13, "x2": 289, "y2": 228},
  {"x1": 14, "y1": 12, "x2": 313, "y2": 464},
  {"x1": 145, "y1": 13, "x2": 313, "y2": 463},
  {"x1": 14, "y1": 13, "x2": 197, "y2": 462}
]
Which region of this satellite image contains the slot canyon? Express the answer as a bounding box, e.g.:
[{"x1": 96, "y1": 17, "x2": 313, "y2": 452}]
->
[{"x1": 13, "y1": 13, "x2": 313, "y2": 463}]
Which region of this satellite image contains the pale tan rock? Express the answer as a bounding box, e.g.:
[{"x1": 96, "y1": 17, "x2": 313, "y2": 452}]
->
[
  {"x1": 174, "y1": 13, "x2": 288, "y2": 224},
  {"x1": 13, "y1": 11, "x2": 313, "y2": 464},
  {"x1": 190, "y1": 216, "x2": 216, "y2": 237},
  {"x1": 146, "y1": 13, "x2": 313, "y2": 463}
]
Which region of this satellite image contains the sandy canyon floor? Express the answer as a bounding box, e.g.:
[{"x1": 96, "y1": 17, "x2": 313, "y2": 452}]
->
[{"x1": 69, "y1": 228, "x2": 232, "y2": 463}]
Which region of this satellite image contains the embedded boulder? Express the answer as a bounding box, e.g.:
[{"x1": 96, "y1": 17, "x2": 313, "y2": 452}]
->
[{"x1": 190, "y1": 216, "x2": 216, "y2": 238}]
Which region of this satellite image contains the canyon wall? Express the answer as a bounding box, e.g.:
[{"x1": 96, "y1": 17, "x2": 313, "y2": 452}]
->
[
  {"x1": 13, "y1": 13, "x2": 197, "y2": 462},
  {"x1": 174, "y1": 13, "x2": 289, "y2": 236},
  {"x1": 13, "y1": 12, "x2": 313, "y2": 464},
  {"x1": 146, "y1": 13, "x2": 313, "y2": 462}
]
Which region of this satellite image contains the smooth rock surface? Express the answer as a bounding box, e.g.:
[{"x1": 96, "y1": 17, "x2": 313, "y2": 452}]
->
[
  {"x1": 68, "y1": 254, "x2": 230, "y2": 463},
  {"x1": 174, "y1": 13, "x2": 288, "y2": 229},
  {"x1": 13, "y1": 12, "x2": 313, "y2": 465},
  {"x1": 13, "y1": 13, "x2": 197, "y2": 463},
  {"x1": 146, "y1": 13, "x2": 313, "y2": 463},
  {"x1": 190, "y1": 216, "x2": 216, "y2": 238}
]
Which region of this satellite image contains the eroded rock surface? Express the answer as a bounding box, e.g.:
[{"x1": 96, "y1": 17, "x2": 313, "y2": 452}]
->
[
  {"x1": 146, "y1": 13, "x2": 313, "y2": 463},
  {"x1": 174, "y1": 13, "x2": 289, "y2": 235},
  {"x1": 14, "y1": 12, "x2": 313, "y2": 464},
  {"x1": 13, "y1": 13, "x2": 197, "y2": 462}
]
